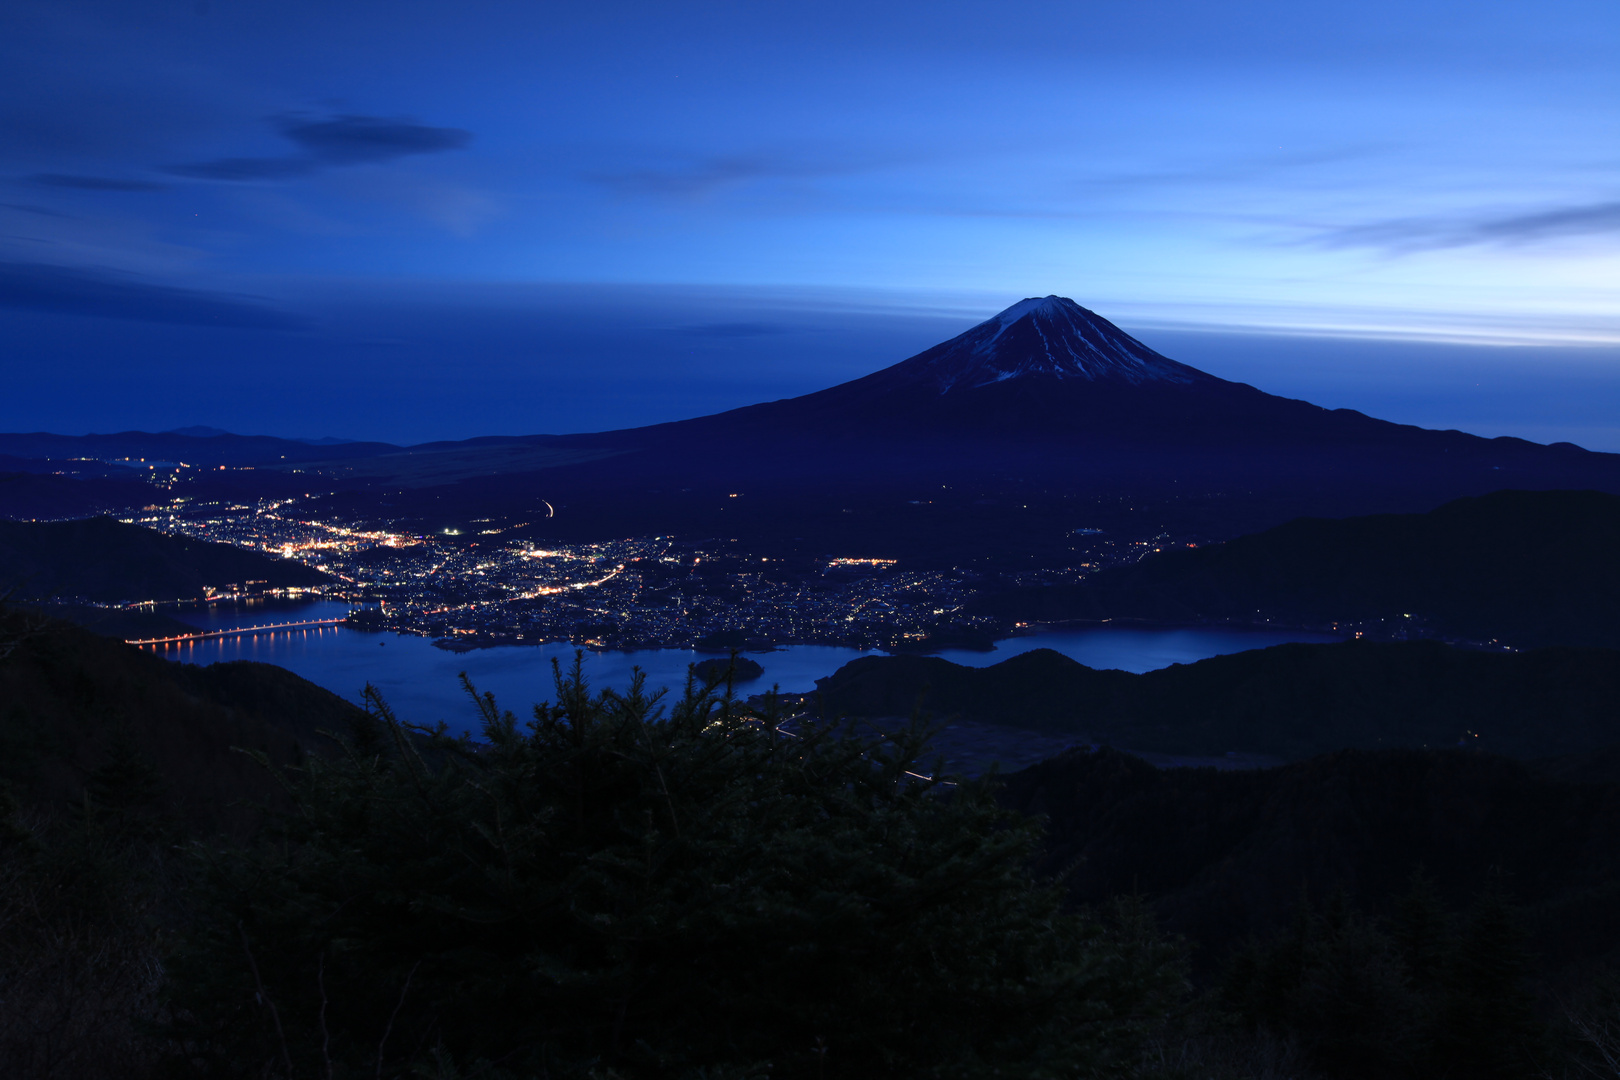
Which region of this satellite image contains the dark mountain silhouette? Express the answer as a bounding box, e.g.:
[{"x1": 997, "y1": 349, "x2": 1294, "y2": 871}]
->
[
  {"x1": 975, "y1": 488, "x2": 1620, "y2": 648},
  {"x1": 0, "y1": 428, "x2": 402, "y2": 521},
  {"x1": 812, "y1": 641, "x2": 1620, "y2": 761},
  {"x1": 0, "y1": 428, "x2": 399, "y2": 468},
  {"x1": 163, "y1": 425, "x2": 233, "y2": 438},
  {"x1": 23, "y1": 603, "x2": 201, "y2": 641},
  {"x1": 0, "y1": 516, "x2": 327, "y2": 604},
  {"x1": 0, "y1": 468, "x2": 155, "y2": 520}
]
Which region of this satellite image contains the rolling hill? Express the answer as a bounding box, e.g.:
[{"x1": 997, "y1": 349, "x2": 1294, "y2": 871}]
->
[{"x1": 811, "y1": 640, "x2": 1620, "y2": 761}]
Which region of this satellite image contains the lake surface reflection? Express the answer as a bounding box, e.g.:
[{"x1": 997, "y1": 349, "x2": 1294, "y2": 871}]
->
[{"x1": 150, "y1": 599, "x2": 1340, "y2": 736}]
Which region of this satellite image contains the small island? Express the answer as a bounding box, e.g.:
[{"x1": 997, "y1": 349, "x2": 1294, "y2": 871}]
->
[{"x1": 692, "y1": 655, "x2": 764, "y2": 685}]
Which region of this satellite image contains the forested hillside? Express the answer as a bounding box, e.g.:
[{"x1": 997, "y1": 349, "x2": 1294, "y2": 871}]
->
[
  {"x1": 976, "y1": 489, "x2": 1620, "y2": 648},
  {"x1": 3, "y1": 611, "x2": 1620, "y2": 1078},
  {"x1": 0, "y1": 608, "x2": 358, "y2": 831},
  {"x1": 1000, "y1": 745, "x2": 1620, "y2": 1078}
]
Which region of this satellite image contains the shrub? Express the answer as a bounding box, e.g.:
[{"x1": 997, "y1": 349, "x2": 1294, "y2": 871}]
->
[{"x1": 164, "y1": 659, "x2": 1185, "y2": 1079}]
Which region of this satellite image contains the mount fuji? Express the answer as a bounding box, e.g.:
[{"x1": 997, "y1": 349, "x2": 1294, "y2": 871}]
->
[
  {"x1": 307, "y1": 296, "x2": 1620, "y2": 555},
  {"x1": 557, "y1": 295, "x2": 1602, "y2": 471}
]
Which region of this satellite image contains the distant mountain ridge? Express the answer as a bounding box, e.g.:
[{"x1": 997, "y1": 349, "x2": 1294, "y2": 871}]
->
[
  {"x1": 0, "y1": 429, "x2": 398, "y2": 467},
  {"x1": 165, "y1": 426, "x2": 361, "y2": 446}
]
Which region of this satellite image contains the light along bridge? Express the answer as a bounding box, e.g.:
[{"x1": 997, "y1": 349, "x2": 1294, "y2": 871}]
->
[{"x1": 127, "y1": 616, "x2": 350, "y2": 647}]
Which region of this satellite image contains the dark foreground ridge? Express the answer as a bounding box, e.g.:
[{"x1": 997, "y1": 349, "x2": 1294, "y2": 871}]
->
[
  {"x1": 2, "y1": 611, "x2": 1618, "y2": 1078},
  {"x1": 812, "y1": 640, "x2": 1620, "y2": 761},
  {"x1": 1000, "y1": 745, "x2": 1620, "y2": 979},
  {"x1": 0, "y1": 608, "x2": 359, "y2": 834}
]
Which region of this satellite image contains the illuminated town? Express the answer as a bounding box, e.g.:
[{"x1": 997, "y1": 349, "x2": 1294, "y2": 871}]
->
[{"x1": 113, "y1": 492, "x2": 1150, "y2": 651}]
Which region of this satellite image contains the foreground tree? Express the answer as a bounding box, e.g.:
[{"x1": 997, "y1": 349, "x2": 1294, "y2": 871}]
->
[{"x1": 163, "y1": 660, "x2": 1184, "y2": 1079}]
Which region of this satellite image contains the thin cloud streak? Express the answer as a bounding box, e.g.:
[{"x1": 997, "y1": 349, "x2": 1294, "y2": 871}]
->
[
  {"x1": 0, "y1": 261, "x2": 307, "y2": 329},
  {"x1": 1317, "y1": 199, "x2": 1620, "y2": 252},
  {"x1": 1070, "y1": 147, "x2": 1383, "y2": 193},
  {"x1": 588, "y1": 156, "x2": 831, "y2": 199},
  {"x1": 585, "y1": 149, "x2": 903, "y2": 199},
  {"x1": 2, "y1": 203, "x2": 71, "y2": 218},
  {"x1": 168, "y1": 156, "x2": 321, "y2": 181}
]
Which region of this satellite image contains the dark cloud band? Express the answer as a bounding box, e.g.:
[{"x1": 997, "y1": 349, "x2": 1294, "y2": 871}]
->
[
  {"x1": 281, "y1": 115, "x2": 471, "y2": 163},
  {"x1": 29, "y1": 173, "x2": 167, "y2": 192},
  {"x1": 167, "y1": 157, "x2": 320, "y2": 181},
  {"x1": 168, "y1": 113, "x2": 471, "y2": 182}
]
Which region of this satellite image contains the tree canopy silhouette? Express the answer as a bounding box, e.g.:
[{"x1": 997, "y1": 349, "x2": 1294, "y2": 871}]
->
[{"x1": 165, "y1": 659, "x2": 1184, "y2": 1079}]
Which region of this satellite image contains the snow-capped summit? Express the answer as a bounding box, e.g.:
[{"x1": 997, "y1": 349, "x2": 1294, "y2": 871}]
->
[{"x1": 886, "y1": 295, "x2": 1210, "y2": 394}]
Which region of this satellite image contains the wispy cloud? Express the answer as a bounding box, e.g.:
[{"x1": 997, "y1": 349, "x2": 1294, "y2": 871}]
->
[
  {"x1": 1, "y1": 202, "x2": 71, "y2": 218},
  {"x1": 1073, "y1": 148, "x2": 1380, "y2": 194},
  {"x1": 1317, "y1": 199, "x2": 1620, "y2": 252},
  {"x1": 169, "y1": 156, "x2": 320, "y2": 181},
  {"x1": 168, "y1": 114, "x2": 471, "y2": 182},
  {"x1": 0, "y1": 261, "x2": 306, "y2": 328}
]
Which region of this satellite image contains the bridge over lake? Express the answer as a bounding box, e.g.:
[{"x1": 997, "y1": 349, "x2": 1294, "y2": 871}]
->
[{"x1": 128, "y1": 616, "x2": 349, "y2": 647}]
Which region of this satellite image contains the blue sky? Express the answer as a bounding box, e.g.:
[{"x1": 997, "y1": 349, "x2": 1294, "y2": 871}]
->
[{"x1": 2, "y1": 0, "x2": 1617, "y2": 445}]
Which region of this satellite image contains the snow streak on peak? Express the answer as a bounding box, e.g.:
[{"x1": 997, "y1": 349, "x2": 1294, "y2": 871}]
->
[{"x1": 891, "y1": 295, "x2": 1210, "y2": 394}]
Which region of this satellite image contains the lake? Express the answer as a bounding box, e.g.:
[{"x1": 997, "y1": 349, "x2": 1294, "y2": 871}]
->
[{"x1": 146, "y1": 598, "x2": 1340, "y2": 735}]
